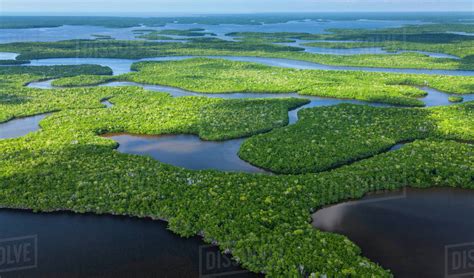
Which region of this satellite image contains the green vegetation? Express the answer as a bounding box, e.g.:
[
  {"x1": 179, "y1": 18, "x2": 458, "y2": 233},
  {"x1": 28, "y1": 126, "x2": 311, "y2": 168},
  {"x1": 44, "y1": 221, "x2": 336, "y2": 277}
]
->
[
  {"x1": 1, "y1": 39, "x2": 472, "y2": 70},
  {"x1": 0, "y1": 61, "x2": 473, "y2": 276},
  {"x1": 303, "y1": 40, "x2": 472, "y2": 59},
  {"x1": 318, "y1": 24, "x2": 474, "y2": 58},
  {"x1": 239, "y1": 103, "x2": 474, "y2": 174},
  {"x1": 120, "y1": 58, "x2": 474, "y2": 106},
  {"x1": 0, "y1": 65, "x2": 114, "y2": 120},
  {"x1": 0, "y1": 64, "x2": 112, "y2": 80},
  {"x1": 4, "y1": 14, "x2": 472, "y2": 29},
  {"x1": 153, "y1": 29, "x2": 216, "y2": 36},
  {"x1": 0, "y1": 65, "x2": 113, "y2": 89},
  {"x1": 0, "y1": 87, "x2": 117, "y2": 122},
  {"x1": 448, "y1": 96, "x2": 464, "y2": 103},
  {"x1": 1, "y1": 102, "x2": 472, "y2": 276},
  {"x1": 136, "y1": 34, "x2": 176, "y2": 40},
  {"x1": 0, "y1": 60, "x2": 30, "y2": 65},
  {"x1": 1, "y1": 19, "x2": 474, "y2": 276},
  {"x1": 230, "y1": 23, "x2": 474, "y2": 58},
  {"x1": 51, "y1": 75, "x2": 118, "y2": 87},
  {"x1": 91, "y1": 34, "x2": 114, "y2": 40},
  {"x1": 1, "y1": 74, "x2": 307, "y2": 140},
  {"x1": 137, "y1": 28, "x2": 217, "y2": 40}
]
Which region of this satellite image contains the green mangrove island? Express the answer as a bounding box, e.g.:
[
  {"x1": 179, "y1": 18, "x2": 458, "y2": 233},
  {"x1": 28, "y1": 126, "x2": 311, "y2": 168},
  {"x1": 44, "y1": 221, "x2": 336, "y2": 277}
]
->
[{"x1": 1, "y1": 13, "x2": 473, "y2": 277}]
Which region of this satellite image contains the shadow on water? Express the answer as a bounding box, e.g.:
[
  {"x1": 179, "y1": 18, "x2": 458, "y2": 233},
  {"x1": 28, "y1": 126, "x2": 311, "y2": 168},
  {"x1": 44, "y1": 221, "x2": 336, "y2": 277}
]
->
[
  {"x1": 0, "y1": 209, "x2": 259, "y2": 278},
  {"x1": 312, "y1": 187, "x2": 474, "y2": 278},
  {"x1": 103, "y1": 133, "x2": 266, "y2": 174}
]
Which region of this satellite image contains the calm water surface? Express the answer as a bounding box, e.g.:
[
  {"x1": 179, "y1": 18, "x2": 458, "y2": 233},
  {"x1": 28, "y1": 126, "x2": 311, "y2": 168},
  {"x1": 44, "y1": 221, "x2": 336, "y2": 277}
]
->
[
  {"x1": 103, "y1": 134, "x2": 266, "y2": 173},
  {"x1": 0, "y1": 19, "x2": 428, "y2": 44},
  {"x1": 280, "y1": 39, "x2": 461, "y2": 59},
  {"x1": 25, "y1": 56, "x2": 474, "y2": 76},
  {"x1": 2, "y1": 17, "x2": 473, "y2": 278},
  {"x1": 28, "y1": 79, "x2": 474, "y2": 109},
  {"x1": 0, "y1": 209, "x2": 258, "y2": 278},
  {"x1": 0, "y1": 51, "x2": 18, "y2": 60},
  {"x1": 0, "y1": 114, "x2": 49, "y2": 139},
  {"x1": 312, "y1": 187, "x2": 474, "y2": 278}
]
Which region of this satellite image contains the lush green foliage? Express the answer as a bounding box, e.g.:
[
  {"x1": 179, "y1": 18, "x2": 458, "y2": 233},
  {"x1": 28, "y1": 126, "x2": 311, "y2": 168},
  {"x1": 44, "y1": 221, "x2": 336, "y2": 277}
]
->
[
  {"x1": 136, "y1": 28, "x2": 217, "y2": 40},
  {"x1": 1, "y1": 20, "x2": 474, "y2": 276},
  {"x1": 303, "y1": 40, "x2": 473, "y2": 59},
  {"x1": 1, "y1": 119, "x2": 472, "y2": 277},
  {"x1": 0, "y1": 87, "x2": 117, "y2": 122},
  {"x1": 449, "y1": 96, "x2": 464, "y2": 103},
  {"x1": 2, "y1": 13, "x2": 473, "y2": 28},
  {"x1": 136, "y1": 34, "x2": 176, "y2": 40},
  {"x1": 123, "y1": 58, "x2": 474, "y2": 106},
  {"x1": 1, "y1": 39, "x2": 472, "y2": 70},
  {"x1": 0, "y1": 59, "x2": 30, "y2": 65},
  {"x1": 231, "y1": 24, "x2": 474, "y2": 59},
  {"x1": 51, "y1": 75, "x2": 118, "y2": 87},
  {"x1": 240, "y1": 103, "x2": 474, "y2": 174},
  {"x1": 0, "y1": 65, "x2": 113, "y2": 89},
  {"x1": 150, "y1": 29, "x2": 216, "y2": 37},
  {"x1": 0, "y1": 64, "x2": 112, "y2": 79},
  {"x1": 1, "y1": 80, "x2": 307, "y2": 140},
  {"x1": 1, "y1": 67, "x2": 473, "y2": 277},
  {"x1": 91, "y1": 34, "x2": 114, "y2": 40}
]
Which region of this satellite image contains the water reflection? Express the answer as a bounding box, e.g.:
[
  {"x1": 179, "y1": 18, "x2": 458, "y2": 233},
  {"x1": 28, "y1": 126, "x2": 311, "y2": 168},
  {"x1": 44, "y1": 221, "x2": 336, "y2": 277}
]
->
[
  {"x1": 419, "y1": 86, "x2": 474, "y2": 106},
  {"x1": 0, "y1": 114, "x2": 49, "y2": 139},
  {"x1": 0, "y1": 209, "x2": 259, "y2": 278},
  {"x1": 104, "y1": 134, "x2": 266, "y2": 173},
  {"x1": 312, "y1": 187, "x2": 474, "y2": 278}
]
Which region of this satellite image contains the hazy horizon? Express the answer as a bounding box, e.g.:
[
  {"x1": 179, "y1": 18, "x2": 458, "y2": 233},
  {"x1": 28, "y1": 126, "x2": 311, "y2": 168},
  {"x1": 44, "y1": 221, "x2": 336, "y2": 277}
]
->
[{"x1": 1, "y1": 0, "x2": 472, "y2": 15}]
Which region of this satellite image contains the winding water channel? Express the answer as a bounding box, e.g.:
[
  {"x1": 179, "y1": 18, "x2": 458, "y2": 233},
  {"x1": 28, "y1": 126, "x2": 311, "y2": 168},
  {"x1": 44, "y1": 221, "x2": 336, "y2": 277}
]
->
[
  {"x1": 1, "y1": 53, "x2": 473, "y2": 277},
  {"x1": 26, "y1": 55, "x2": 474, "y2": 76},
  {"x1": 8, "y1": 61, "x2": 474, "y2": 174}
]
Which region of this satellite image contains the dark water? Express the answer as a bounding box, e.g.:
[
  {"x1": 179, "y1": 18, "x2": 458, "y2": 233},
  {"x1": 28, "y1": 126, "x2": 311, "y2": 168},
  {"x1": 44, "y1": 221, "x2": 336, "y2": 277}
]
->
[
  {"x1": 0, "y1": 209, "x2": 258, "y2": 278},
  {"x1": 312, "y1": 187, "x2": 474, "y2": 278},
  {"x1": 0, "y1": 114, "x2": 49, "y2": 139},
  {"x1": 104, "y1": 134, "x2": 266, "y2": 173}
]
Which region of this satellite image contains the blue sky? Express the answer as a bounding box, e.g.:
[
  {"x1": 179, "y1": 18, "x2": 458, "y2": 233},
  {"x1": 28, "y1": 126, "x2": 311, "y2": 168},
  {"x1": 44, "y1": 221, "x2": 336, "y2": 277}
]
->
[{"x1": 1, "y1": 0, "x2": 472, "y2": 14}]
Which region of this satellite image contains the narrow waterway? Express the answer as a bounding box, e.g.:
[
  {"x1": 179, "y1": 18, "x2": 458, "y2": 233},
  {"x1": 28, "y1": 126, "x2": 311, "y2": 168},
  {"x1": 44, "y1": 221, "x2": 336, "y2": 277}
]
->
[
  {"x1": 25, "y1": 55, "x2": 474, "y2": 76},
  {"x1": 0, "y1": 114, "x2": 50, "y2": 139}
]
